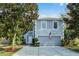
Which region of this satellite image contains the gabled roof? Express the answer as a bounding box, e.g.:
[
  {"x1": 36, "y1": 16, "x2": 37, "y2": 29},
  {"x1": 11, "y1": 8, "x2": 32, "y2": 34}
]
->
[
  {"x1": 24, "y1": 31, "x2": 33, "y2": 36},
  {"x1": 38, "y1": 17, "x2": 63, "y2": 21}
]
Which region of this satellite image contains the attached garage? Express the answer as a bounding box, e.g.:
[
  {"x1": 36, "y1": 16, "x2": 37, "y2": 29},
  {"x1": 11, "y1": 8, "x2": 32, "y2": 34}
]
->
[{"x1": 38, "y1": 36, "x2": 61, "y2": 46}]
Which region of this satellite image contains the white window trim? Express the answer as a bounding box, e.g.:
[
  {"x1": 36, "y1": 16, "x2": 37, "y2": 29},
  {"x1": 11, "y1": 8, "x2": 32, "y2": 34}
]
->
[
  {"x1": 53, "y1": 21, "x2": 59, "y2": 30},
  {"x1": 41, "y1": 21, "x2": 47, "y2": 30}
]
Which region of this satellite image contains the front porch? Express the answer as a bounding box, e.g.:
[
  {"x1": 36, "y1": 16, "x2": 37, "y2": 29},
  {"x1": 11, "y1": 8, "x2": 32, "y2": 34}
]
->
[{"x1": 24, "y1": 31, "x2": 33, "y2": 45}]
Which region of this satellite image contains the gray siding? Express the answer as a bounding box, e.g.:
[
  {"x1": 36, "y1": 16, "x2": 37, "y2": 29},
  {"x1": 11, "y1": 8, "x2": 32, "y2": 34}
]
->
[
  {"x1": 35, "y1": 20, "x2": 64, "y2": 37},
  {"x1": 36, "y1": 21, "x2": 41, "y2": 29},
  {"x1": 47, "y1": 21, "x2": 52, "y2": 29}
]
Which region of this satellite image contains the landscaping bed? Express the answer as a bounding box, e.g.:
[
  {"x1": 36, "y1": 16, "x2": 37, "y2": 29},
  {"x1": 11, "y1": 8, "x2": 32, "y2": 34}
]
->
[{"x1": 0, "y1": 45, "x2": 23, "y2": 56}]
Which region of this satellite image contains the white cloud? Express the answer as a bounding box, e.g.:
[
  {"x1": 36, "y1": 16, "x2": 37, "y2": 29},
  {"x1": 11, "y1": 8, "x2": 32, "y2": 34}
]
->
[
  {"x1": 59, "y1": 3, "x2": 64, "y2": 6},
  {"x1": 59, "y1": 3, "x2": 68, "y2": 6}
]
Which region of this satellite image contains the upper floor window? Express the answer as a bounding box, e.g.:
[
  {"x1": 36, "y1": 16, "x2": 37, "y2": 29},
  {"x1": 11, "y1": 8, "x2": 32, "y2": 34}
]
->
[
  {"x1": 41, "y1": 21, "x2": 47, "y2": 29},
  {"x1": 54, "y1": 21, "x2": 58, "y2": 29},
  {"x1": 47, "y1": 21, "x2": 52, "y2": 29}
]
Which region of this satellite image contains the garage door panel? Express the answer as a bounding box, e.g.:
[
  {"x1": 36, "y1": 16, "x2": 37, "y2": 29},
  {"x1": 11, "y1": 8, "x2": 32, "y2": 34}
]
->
[{"x1": 38, "y1": 36, "x2": 61, "y2": 46}]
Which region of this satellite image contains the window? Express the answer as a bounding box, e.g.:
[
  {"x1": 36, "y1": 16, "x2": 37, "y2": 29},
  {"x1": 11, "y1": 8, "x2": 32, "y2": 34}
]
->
[
  {"x1": 41, "y1": 21, "x2": 47, "y2": 29},
  {"x1": 47, "y1": 21, "x2": 52, "y2": 29},
  {"x1": 54, "y1": 21, "x2": 58, "y2": 29}
]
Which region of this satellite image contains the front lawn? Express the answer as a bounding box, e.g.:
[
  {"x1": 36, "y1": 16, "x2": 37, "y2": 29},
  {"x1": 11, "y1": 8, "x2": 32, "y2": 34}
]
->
[
  {"x1": 0, "y1": 45, "x2": 23, "y2": 56},
  {"x1": 0, "y1": 51, "x2": 13, "y2": 56},
  {"x1": 68, "y1": 46, "x2": 79, "y2": 52}
]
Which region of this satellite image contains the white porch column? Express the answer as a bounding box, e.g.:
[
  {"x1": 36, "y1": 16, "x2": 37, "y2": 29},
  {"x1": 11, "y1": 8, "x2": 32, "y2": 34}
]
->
[{"x1": 35, "y1": 20, "x2": 38, "y2": 38}]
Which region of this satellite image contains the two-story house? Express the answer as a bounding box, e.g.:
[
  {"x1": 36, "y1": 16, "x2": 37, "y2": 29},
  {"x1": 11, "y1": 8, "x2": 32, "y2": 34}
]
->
[{"x1": 24, "y1": 18, "x2": 64, "y2": 46}]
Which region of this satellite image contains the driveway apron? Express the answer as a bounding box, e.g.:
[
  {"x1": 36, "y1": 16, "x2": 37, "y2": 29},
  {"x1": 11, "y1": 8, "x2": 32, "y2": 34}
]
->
[{"x1": 13, "y1": 46, "x2": 79, "y2": 56}]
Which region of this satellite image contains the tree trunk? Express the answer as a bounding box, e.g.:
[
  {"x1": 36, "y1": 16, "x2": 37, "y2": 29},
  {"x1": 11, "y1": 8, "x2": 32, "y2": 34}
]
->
[{"x1": 12, "y1": 33, "x2": 16, "y2": 50}]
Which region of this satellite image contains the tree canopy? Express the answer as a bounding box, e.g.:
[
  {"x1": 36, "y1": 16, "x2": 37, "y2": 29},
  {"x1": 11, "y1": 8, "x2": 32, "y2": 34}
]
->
[
  {"x1": 0, "y1": 3, "x2": 39, "y2": 46},
  {"x1": 63, "y1": 3, "x2": 79, "y2": 40}
]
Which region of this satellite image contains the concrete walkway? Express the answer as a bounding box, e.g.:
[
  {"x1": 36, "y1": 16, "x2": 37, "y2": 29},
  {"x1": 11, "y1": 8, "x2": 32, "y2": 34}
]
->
[{"x1": 13, "y1": 46, "x2": 79, "y2": 56}]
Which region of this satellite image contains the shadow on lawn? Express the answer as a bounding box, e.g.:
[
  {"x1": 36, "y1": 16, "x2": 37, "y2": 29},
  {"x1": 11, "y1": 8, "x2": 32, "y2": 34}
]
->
[{"x1": 67, "y1": 46, "x2": 79, "y2": 53}]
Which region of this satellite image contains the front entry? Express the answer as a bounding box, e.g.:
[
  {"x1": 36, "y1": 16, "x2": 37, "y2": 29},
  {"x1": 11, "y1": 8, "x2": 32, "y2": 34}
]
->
[{"x1": 27, "y1": 35, "x2": 32, "y2": 45}]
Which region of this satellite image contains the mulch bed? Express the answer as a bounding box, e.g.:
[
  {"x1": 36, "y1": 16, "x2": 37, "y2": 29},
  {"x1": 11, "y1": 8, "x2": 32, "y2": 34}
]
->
[{"x1": 0, "y1": 45, "x2": 23, "y2": 56}]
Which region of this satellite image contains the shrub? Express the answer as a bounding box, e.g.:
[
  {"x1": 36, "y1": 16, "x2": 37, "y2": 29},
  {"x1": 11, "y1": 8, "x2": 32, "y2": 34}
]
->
[
  {"x1": 62, "y1": 37, "x2": 79, "y2": 47},
  {"x1": 68, "y1": 40, "x2": 74, "y2": 47},
  {"x1": 61, "y1": 38, "x2": 64, "y2": 46},
  {"x1": 0, "y1": 48, "x2": 5, "y2": 51},
  {"x1": 32, "y1": 38, "x2": 40, "y2": 47},
  {"x1": 64, "y1": 29, "x2": 76, "y2": 40},
  {"x1": 73, "y1": 38, "x2": 79, "y2": 47},
  {"x1": 61, "y1": 38, "x2": 70, "y2": 46},
  {"x1": 62, "y1": 28, "x2": 76, "y2": 47}
]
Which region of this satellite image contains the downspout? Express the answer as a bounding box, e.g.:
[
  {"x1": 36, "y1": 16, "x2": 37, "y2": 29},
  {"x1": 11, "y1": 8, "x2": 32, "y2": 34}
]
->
[{"x1": 33, "y1": 20, "x2": 35, "y2": 38}]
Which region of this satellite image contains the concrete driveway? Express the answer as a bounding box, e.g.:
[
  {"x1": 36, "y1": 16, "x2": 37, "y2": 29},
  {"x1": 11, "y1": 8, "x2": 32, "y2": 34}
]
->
[{"x1": 13, "y1": 46, "x2": 79, "y2": 56}]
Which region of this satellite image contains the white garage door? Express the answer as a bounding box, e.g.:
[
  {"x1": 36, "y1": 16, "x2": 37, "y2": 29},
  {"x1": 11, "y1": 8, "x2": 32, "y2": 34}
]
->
[{"x1": 38, "y1": 36, "x2": 61, "y2": 46}]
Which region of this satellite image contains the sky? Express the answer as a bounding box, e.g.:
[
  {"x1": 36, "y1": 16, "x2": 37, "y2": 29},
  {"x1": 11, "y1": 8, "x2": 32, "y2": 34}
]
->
[{"x1": 38, "y1": 3, "x2": 67, "y2": 18}]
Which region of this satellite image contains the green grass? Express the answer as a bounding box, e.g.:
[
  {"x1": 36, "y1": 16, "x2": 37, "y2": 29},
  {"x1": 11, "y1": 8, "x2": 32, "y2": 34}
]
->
[
  {"x1": 0, "y1": 52, "x2": 13, "y2": 56},
  {"x1": 68, "y1": 46, "x2": 79, "y2": 53}
]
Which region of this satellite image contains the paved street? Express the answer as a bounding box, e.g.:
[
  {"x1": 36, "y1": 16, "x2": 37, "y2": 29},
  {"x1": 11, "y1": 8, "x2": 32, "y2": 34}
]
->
[{"x1": 13, "y1": 46, "x2": 79, "y2": 56}]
